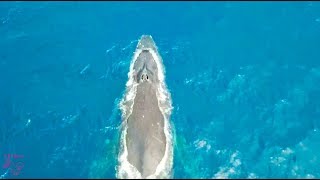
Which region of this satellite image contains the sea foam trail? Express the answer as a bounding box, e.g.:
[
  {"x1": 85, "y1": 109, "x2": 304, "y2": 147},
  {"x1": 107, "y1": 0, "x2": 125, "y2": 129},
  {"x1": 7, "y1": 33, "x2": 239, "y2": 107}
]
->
[{"x1": 116, "y1": 36, "x2": 174, "y2": 179}]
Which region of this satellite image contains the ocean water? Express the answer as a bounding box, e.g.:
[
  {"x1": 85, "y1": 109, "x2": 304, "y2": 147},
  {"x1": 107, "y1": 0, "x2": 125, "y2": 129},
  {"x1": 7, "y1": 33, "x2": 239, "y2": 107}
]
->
[{"x1": 0, "y1": 1, "x2": 320, "y2": 179}]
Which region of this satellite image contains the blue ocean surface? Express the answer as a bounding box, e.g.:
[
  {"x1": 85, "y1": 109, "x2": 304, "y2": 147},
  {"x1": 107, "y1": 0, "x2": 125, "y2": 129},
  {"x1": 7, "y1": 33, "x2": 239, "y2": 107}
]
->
[{"x1": 0, "y1": 1, "x2": 320, "y2": 178}]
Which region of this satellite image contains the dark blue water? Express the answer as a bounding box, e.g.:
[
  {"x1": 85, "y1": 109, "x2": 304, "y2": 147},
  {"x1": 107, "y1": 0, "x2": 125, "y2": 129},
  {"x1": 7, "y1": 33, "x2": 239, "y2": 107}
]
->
[{"x1": 1, "y1": 1, "x2": 320, "y2": 178}]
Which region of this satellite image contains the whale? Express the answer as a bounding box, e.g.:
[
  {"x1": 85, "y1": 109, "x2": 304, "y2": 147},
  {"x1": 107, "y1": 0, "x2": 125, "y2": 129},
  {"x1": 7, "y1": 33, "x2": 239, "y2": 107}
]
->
[{"x1": 117, "y1": 35, "x2": 173, "y2": 179}]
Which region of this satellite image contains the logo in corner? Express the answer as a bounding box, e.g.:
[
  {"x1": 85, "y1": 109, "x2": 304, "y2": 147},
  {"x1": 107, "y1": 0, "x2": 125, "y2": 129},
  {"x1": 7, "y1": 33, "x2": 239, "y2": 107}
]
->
[{"x1": 2, "y1": 154, "x2": 24, "y2": 176}]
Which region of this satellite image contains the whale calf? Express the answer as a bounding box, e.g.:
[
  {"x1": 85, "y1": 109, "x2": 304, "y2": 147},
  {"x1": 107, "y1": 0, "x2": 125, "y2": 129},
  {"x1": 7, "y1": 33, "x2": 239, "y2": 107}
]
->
[{"x1": 117, "y1": 35, "x2": 173, "y2": 179}]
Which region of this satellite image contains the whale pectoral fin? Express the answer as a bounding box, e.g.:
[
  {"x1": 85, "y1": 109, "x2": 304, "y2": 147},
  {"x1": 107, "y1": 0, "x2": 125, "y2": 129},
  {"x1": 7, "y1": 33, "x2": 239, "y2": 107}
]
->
[
  {"x1": 127, "y1": 138, "x2": 143, "y2": 173},
  {"x1": 127, "y1": 116, "x2": 145, "y2": 174},
  {"x1": 142, "y1": 141, "x2": 163, "y2": 177}
]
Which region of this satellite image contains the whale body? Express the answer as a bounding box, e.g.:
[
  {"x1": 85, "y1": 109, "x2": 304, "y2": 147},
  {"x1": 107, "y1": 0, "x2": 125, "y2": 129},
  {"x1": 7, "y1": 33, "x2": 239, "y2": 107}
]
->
[{"x1": 117, "y1": 35, "x2": 173, "y2": 179}]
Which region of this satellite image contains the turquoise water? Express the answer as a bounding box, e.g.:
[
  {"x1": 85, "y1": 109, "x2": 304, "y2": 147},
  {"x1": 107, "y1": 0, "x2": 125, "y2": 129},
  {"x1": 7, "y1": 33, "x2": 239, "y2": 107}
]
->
[{"x1": 1, "y1": 1, "x2": 320, "y2": 178}]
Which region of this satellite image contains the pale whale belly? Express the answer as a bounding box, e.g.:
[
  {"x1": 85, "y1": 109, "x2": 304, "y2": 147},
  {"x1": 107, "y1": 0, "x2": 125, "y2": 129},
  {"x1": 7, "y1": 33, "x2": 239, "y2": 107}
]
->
[{"x1": 126, "y1": 82, "x2": 166, "y2": 178}]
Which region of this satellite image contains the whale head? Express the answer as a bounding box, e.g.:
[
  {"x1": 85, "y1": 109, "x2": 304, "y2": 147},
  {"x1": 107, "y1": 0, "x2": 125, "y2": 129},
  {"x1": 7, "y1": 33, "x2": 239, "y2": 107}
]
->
[{"x1": 133, "y1": 35, "x2": 160, "y2": 84}]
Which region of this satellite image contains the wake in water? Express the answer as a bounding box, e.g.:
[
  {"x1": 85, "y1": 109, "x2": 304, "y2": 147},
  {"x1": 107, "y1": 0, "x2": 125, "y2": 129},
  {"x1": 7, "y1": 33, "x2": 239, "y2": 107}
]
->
[{"x1": 116, "y1": 35, "x2": 174, "y2": 179}]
